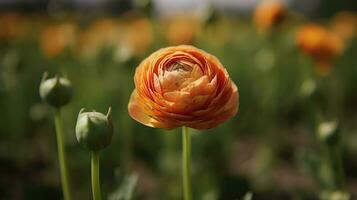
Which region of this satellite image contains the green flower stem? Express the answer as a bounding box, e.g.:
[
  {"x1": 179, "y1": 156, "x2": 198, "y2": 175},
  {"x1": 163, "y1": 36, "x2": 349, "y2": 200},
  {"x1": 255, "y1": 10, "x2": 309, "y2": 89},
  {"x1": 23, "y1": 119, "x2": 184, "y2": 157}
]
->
[
  {"x1": 321, "y1": 143, "x2": 335, "y2": 189},
  {"x1": 54, "y1": 109, "x2": 72, "y2": 200},
  {"x1": 91, "y1": 151, "x2": 102, "y2": 200},
  {"x1": 182, "y1": 126, "x2": 192, "y2": 200},
  {"x1": 328, "y1": 144, "x2": 345, "y2": 190},
  {"x1": 321, "y1": 141, "x2": 346, "y2": 190},
  {"x1": 334, "y1": 146, "x2": 346, "y2": 189}
]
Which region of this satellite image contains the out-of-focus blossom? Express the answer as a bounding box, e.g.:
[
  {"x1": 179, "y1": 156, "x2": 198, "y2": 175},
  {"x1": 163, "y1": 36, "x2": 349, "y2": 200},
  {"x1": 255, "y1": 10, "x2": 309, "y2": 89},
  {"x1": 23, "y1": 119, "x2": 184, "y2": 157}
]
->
[
  {"x1": 331, "y1": 11, "x2": 357, "y2": 41},
  {"x1": 128, "y1": 45, "x2": 239, "y2": 130},
  {"x1": 296, "y1": 24, "x2": 344, "y2": 76},
  {"x1": 40, "y1": 23, "x2": 77, "y2": 58},
  {"x1": 253, "y1": 0, "x2": 286, "y2": 32},
  {"x1": 0, "y1": 12, "x2": 27, "y2": 41},
  {"x1": 163, "y1": 16, "x2": 201, "y2": 45},
  {"x1": 123, "y1": 16, "x2": 153, "y2": 56},
  {"x1": 76, "y1": 18, "x2": 121, "y2": 59}
]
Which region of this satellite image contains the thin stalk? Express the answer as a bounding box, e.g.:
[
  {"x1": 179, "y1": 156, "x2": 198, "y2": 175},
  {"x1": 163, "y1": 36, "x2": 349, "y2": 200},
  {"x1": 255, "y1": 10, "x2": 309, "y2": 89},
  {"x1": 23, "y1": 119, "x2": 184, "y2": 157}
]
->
[
  {"x1": 91, "y1": 151, "x2": 102, "y2": 200},
  {"x1": 331, "y1": 144, "x2": 345, "y2": 190},
  {"x1": 321, "y1": 142, "x2": 345, "y2": 190},
  {"x1": 321, "y1": 143, "x2": 335, "y2": 189},
  {"x1": 182, "y1": 126, "x2": 192, "y2": 200},
  {"x1": 54, "y1": 109, "x2": 72, "y2": 200}
]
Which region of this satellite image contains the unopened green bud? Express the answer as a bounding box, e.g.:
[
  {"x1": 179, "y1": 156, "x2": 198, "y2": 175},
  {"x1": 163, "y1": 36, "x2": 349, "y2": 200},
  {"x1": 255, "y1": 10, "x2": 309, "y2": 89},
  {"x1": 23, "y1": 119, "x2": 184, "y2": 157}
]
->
[
  {"x1": 75, "y1": 107, "x2": 114, "y2": 151},
  {"x1": 39, "y1": 72, "x2": 73, "y2": 108}
]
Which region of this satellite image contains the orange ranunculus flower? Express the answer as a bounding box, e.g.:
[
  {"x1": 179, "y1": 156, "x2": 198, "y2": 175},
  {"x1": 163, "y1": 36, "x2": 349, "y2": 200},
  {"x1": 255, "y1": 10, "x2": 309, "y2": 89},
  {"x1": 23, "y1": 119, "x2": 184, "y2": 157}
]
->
[
  {"x1": 40, "y1": 23, "x2": 77, "y2": 58},
  {"x1": 296, "y1": 24, "x2": 344, "y2": 76},
  {"x1": 253, "y1": 0, "x2": 286, "y2": 32},
  {"x1": 330, "y1": 11, "x2": 357, "y2": 41},
  {"x1": 128, "y1": 45, "x2": 239, "y2": 130}
]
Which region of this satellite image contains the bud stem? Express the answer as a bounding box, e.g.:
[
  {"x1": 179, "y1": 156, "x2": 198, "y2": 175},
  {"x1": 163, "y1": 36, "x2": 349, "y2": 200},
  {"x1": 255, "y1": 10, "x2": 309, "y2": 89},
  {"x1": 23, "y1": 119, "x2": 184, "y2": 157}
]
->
[
  {"x1": 91, "y1": 151, "x2": 102, "y2": 200},
  {"x1": 182, "y1": 126, "x2": 192, "y2": 200},
  {"x1": 322, "y1": 141, "x2": 346, "y2": 190},
  {"x1": 54, "y1": 109, "x2": 72, "y2": 200}
]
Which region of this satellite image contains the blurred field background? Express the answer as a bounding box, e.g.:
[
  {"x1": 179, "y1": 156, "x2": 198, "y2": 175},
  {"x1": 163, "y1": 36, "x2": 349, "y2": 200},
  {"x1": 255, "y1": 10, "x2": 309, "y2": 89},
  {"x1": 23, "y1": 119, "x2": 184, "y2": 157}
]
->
[{"x1": 1, "y1": 0, "x2": 357, "y2": 199}]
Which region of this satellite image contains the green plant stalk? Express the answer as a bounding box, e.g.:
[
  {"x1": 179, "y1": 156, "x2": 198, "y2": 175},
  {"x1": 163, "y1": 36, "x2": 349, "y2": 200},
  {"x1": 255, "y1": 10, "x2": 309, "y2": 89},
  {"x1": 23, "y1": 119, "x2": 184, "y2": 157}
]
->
[
  {"x1": 321, "y1": 143, "x2": 335, "y2": 189},
  {"x1": 54, "y1": 109, "x2": 72, "y2": 200},
  {"x1": 182, "y1": 126, "x2": 192, "y2": 200},
  {"x1": 91, "y1": 151, "x2": 102, "y2": 200},
  {"x1": 334, "y1": 145, "x2": 345, "y2": 190},
  {"x1": 321, "y1": 141, "x2": 346, "y2": 190},
  {"x1": 329, "y1": 144, "x2": 345, "y2": 190}
]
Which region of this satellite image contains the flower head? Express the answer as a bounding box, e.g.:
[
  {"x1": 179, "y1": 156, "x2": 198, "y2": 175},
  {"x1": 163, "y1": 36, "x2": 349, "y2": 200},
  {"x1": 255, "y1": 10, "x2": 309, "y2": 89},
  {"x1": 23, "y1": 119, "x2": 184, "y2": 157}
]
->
[
  {"x1": 0, "y1": 12, "x2": 27, "y2": 41},
  {"x1": 76, "y1": 108, "x2": 114, "y2": 151},
  {"x1": 128, "y1": 45, "x2": 239, "y2": 130},
  {"x1": 253, "y1": 0, "x2": 286, "y2": 32},
  {"x1": 40, "y1": 23, "x2": 77, "y2": 58},
  {"x1": 330, "y1": 11, "x2": 357, "y2": 41},
  {"x1": 124, "y1": 16, "x2": 153, "y2": 55},
  {"x1": 296, "y1": 24, "x2": 344, "y2": 75},
  {"x1": 75, "y1": 18, "x2": 121, "y2": 59},
  {"x1": 164, "y1": 16, "x2": 200, "y2": 45},
  {"x1": 39, "y1": 73, "x2": 73, "y2": 108}
]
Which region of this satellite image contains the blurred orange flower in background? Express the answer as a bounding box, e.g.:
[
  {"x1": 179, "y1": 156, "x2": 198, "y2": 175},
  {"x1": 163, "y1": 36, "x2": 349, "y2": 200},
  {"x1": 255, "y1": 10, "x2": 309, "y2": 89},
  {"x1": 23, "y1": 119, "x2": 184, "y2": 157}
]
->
[
  {"x1": 40, "y1": 23, "x2": 77, "y2": 58},
  {"x1": 76, "y1": 18, "x2": 121, "y2": 59},
  {"x1": 0, "y1": 12, "x2": 27, "y2": 41},
  {"x1": 296, "y1": 24, "x2": 344, "y2": 76},
  {"x1": 164, "y1": 16, "x2": 200, "y2": 45},
  {"x1": 253, "y1": 0, "x2": 286, "y2": 32},
  {"x1": 330, "y1": 11, "x2": 357, "y2": 41},
  {"x1": 124, "y1": 16, "x2": 153, "y2": 56},
  {"x1": 76, "y1": 16, "x2": 152, "y2": 59},
  {"x1": 128, "y1": 45, "x2": 239, "y2": 130}
]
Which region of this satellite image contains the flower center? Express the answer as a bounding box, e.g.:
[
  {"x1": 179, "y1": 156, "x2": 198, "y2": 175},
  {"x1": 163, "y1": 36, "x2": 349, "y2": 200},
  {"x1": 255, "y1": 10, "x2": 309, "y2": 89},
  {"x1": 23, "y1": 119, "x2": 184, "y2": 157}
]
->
[
  {"x1": 158, "y1": 61, "x2": 202, "y2": 93},
  {"x1": 167, "y1": 61, "x2": 193, "y2": 72}
]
